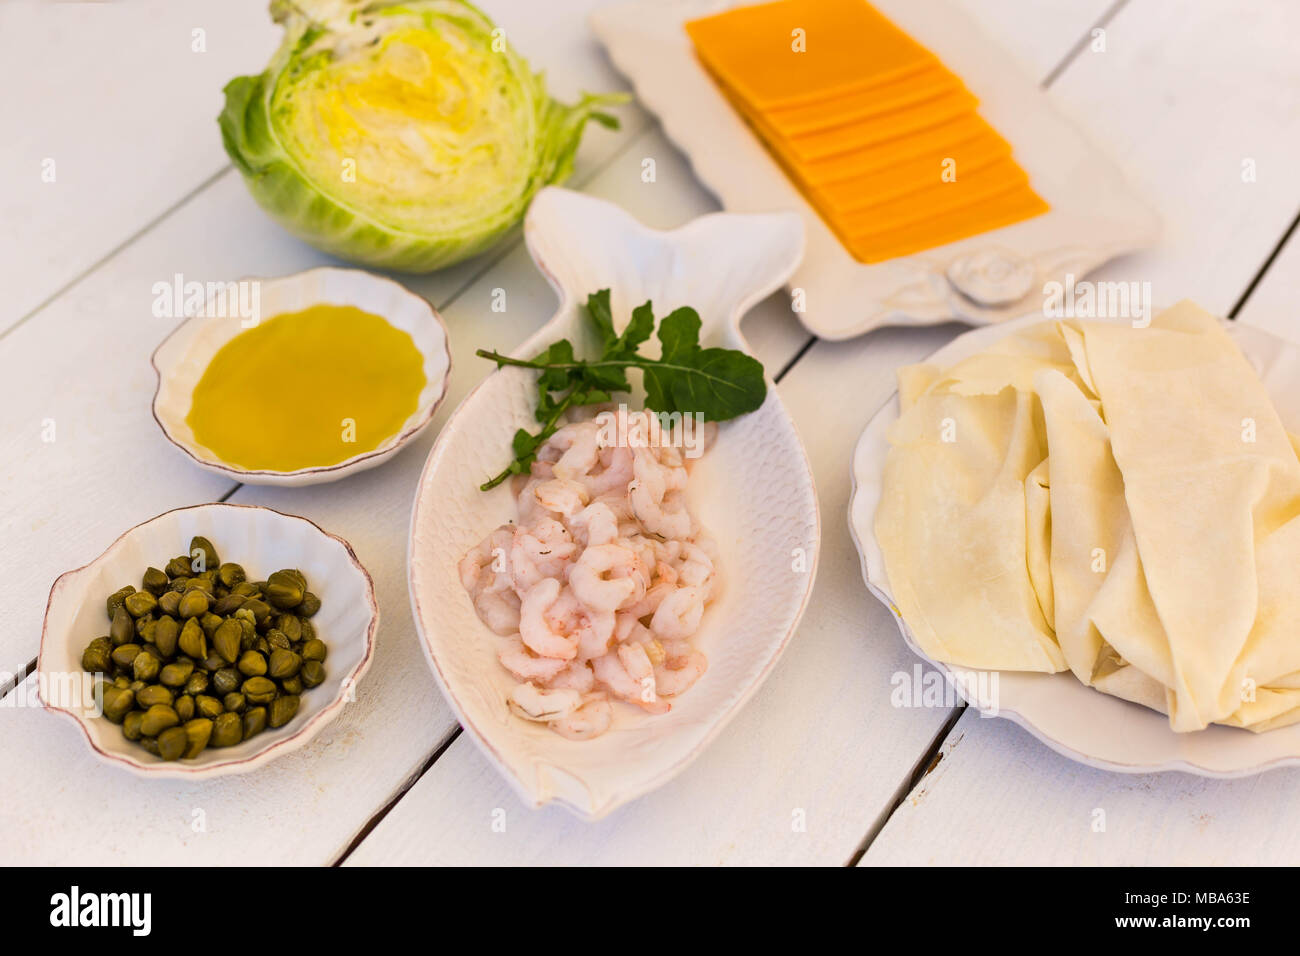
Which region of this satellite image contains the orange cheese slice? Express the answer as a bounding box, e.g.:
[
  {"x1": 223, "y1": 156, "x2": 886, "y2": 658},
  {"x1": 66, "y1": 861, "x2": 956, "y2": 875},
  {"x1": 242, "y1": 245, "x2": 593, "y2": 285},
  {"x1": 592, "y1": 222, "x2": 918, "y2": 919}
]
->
[
  {"x1": 685, "y1": 0, "x2": 936, "y2": 110},
  {"x1": 798, "y1": 114, "x2": 1000, "y2": 186},
  {"x1": 824, "y1": 156, "x2": 1031, "y2": 237},
  {"x1": 842, "y1": 187, "x2": 1048, "y2": 262},
  {"x1": 764, "y1": 63, "x2": 966, "y2": 136},
  {"x1": 810, "y1": 131, "x2": 1014, "y2": 211}
]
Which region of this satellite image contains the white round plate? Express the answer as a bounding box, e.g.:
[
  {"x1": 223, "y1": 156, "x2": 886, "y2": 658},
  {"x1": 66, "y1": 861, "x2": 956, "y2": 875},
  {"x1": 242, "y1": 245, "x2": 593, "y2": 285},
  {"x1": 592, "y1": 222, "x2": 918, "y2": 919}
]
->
[
  {"x1": 151, "y1": 266, "x2": 452, "y2": 486},
  {"x1": 849, "y1": 311, "x2": 1300, "y2": 777},
  {"x1": 39, "y1": 502, "x2": 378, "y2": 778}
]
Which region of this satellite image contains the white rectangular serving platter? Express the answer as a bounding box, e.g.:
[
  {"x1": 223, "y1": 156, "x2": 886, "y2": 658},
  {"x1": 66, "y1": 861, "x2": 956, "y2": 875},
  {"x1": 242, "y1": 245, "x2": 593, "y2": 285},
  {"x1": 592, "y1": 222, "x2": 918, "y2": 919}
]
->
[{"x1": 591, "y1": 0, "x2": 1160, "y2": 338}]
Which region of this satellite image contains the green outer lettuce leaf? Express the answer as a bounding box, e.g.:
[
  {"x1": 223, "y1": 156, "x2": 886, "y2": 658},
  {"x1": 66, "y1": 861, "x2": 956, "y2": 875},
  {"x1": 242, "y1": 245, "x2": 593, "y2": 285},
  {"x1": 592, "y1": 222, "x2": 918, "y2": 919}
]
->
[{"x1": 218, "y1": 0, "x2": 625, "y2": 273}]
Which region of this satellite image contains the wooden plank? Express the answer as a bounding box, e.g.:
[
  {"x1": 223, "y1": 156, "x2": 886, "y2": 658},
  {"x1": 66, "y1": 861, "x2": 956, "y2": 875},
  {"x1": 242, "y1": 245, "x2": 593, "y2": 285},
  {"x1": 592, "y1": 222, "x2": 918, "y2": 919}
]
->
[
  {"x1": 862, "y1": 710, "x2": 1300, "y2": 865},
  {"x1": 860, "y1": 0, "x2": 1300, "y2": 866},
  {"x1": 1058, "y1": 0, "x2": 1300, "y2": 316},
  {"x1": 343, "y1": 322, "x2": 961, "y2": 866}
]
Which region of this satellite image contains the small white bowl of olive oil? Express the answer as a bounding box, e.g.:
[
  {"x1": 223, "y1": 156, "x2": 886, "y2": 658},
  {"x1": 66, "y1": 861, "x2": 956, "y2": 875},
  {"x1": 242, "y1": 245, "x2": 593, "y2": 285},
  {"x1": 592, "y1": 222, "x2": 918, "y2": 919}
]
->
[{"x1": 151, "y1": 267, "x2": 451, "y2": 487}]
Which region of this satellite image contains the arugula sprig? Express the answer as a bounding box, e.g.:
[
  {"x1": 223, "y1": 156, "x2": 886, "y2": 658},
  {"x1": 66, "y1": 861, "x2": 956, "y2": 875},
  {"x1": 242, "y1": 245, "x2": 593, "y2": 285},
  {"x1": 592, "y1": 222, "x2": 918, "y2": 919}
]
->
[{"x1": 476, "y1": 289, "x2": 766, "y2": 489}]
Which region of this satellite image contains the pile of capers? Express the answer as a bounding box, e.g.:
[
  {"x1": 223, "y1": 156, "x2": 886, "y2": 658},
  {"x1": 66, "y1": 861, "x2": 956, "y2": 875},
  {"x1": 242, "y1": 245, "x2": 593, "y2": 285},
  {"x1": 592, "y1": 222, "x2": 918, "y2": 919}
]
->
[{"x1": 80, "y1": 535, "x2": 327, "y2": 761}]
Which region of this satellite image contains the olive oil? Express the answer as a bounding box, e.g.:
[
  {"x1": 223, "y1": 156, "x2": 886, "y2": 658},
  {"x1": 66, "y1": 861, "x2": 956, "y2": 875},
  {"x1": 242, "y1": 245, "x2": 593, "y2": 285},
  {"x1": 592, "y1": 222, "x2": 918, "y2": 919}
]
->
[{"x1": 187, "y1": 303, "x2": 425, "y2": 471}]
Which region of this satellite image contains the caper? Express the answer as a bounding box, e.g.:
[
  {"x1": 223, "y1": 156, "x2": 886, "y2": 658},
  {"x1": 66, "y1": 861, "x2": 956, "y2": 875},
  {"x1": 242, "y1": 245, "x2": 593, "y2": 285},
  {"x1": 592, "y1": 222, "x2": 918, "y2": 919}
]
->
[
  {"x1": 141, "y1": 567, "x2": 169, "y2": 596},
  {"x1": 137, "y1": 618, "x2": 158, "y2": 645},
  {"x1": 112, "y1": 675, "x2": 131, "y2": 690},
  {"x1": 158, "y1": 659, "x2": 194, "y2": 688},
  {"x1": 181, "y1": 717, "x2": 214, "y2": 759},
  {"x1": 110, "y1": 643, "x2": 142, "y2": 668},
  {"x1": 106, "y1": 585, "x2": 136, "y2": 619},
  {"x1": 268, "y1": 648, "x2": 301, "y2": 679},
  {"x1": 157, "y1": 591, "x2": 181, "y2": 617},
  {"x1": 132, "y1": 651, "x2": 160, "y2": 682},
  {"x1": 140, "y1": 703, "x2": 179, "y2": 736},
  {"x1": 268, "y1": 694, "x2": 300, "y2": 729},
  {"x1": 242, "y1": 706, "x2": 268, "y2": 739},
  {"x1": 300, "y1": 660, "x2": 326, "y2": 688},
  {"x1": 212, "y1": 593, "x2": 246, "y2": 616},
  {"x1": 81, "y1": 637, "x2": 112, "y2": 673},
  {"x1": 101, "y1": 685, "x2": 134, "y2": 723},
  {"x1": 298, "y1": 591, "x2": 321, "y2": 618},
  {"x1": 129, "y1": 679, "x2": 147, "y2": 693},
  {"x1": 201, "y1": 651, "x2": 225, "y2": 672},
  {"x1": 218, "y1": 562, "x2": 246, "y2": 588},
  {"x1": 212, "y1": 667, "x2": 242, "y2": 696},
  {"x1": 136, "y1": 684, "x2": 174, "y2": 708},
  {"x1": 299, "y1": 618, "x2": 316, "y2": 643},
  {"x1": 211, "y1": 712, "x2": 243, "y2": 747},
  {"x1": 176, "y1": 694, "x2": 196, "y2": 722},
  {"x1": 243, "y1": 598, "x2": 272, "y2": 627},
  {"x1": 140, "y1": 736, "x2": 161, "y2": 756},
  {"x1": 222, "y1": 692, "x2": 246, "y2": 713},
  {"x1": 189, "y1": 536, "x2": 220, "y2": 573},
  {"x1": 242, "y1": 676, "x2": 277, "y2": 705},
  {"x1": 232, "y1": 581, "x2": 260, "y2": 598},
  {"x1": 109, "y1": 606, "x2": 134, "y2": 646},
  {"x1": 238, "y1": 650, "x2": 267, "y2": 678},
  {"x1": 184, "y1": 671, "x2": 209, "y2": 696},
  {"x1": 195, "y1": 695, "x2": 223, "y2": 719},
  {"x1": 265, "y1": 569, "x2": 306, "y2": 609},
  {"x1": 212, "y1": 619, "x2": 242, "y2": 664},
  {"x1": 122, "y1": 711, "x2": 145, "y2": 741},
  {"x1": 182, "y1": 576, "x2": 214, "y2": 596},
  {"x1": 300, "y1": 639, "x2": 327, "y2": 663},
  {"x1": 253, "y1": 636, "x2": 271, "y2": 656},
  {"x1": 267, "y1": 629, "x2": 291, "y2": 651},
  {"x1": 275, "y1": 614, "x2": 302, "y2": 642},
  {"x1": 199, "y1": 611, "x2": 223, "y2": 638},
  {"x1": 177, "y1": 590, "x2": 209, "y2": 620},
  {"x1": 165, "y1": 555, "x2": 192, "y2": 578},
  {"x1": 148, "y1": 616, "x2": 177, "y2": 657},
  {"x1": 168, "y1": 575, "x2": 190, "y2": 592},
  {"x1": 157, "y1": 726, "x2": 187, "y2": 761},
  {"x1": 123, "y1": 590, "x2": 158, "y2": 618},
  {"x1": 178, "y1": 618, "x2": 206, "y2": 659},
  {"x1": 280, "y1": 675, "x2": 303, "y2": 695}
]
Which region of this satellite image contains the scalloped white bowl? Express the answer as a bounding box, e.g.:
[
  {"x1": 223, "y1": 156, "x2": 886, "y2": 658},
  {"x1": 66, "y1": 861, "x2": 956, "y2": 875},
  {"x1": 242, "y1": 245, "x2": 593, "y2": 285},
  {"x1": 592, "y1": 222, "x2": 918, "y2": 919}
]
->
[
  {"x1": 39, "y1": 502, "x2": 378, "y2": 778},
  {"x1": 849, "y1": 312, "x2": 1300, "y2": 777},
  {"x1": 408, "y1": 188, "x2": 821, "y2": 819},
  {"x1": 151, "y1": 266, "x2": 452, "y2": 487}
]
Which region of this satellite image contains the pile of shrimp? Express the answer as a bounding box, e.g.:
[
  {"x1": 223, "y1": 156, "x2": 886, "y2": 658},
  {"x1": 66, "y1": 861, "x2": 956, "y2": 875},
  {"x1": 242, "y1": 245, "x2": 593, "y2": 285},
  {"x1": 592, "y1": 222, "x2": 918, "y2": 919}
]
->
[{"x1": 460, "y1": 407, "x2": 718, "y2": 740}]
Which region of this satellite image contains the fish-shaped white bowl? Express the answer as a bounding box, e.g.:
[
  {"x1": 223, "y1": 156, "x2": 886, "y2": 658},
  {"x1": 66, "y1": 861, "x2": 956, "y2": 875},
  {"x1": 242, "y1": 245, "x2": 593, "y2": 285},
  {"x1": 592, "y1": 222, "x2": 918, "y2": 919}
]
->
[
  {"x1": 849, "y1": 312, "x2": 1300, "y2": 777},
  {"x1": 408, "y1": 188, "x2": 821, "y2": 819},
  {"x1": 39, "y1": 502, "x2": 379, "y2": 778},
  {"x1": 151, "y1": 267, "x2": 452, "y2": 487}
]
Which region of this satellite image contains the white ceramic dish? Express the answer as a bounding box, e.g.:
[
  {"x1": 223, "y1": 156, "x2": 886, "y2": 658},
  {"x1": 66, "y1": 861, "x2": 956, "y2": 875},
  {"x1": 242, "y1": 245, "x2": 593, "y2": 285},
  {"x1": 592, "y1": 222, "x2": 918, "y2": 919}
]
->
[
  {"x1": 39, "y1": 502, "x2": 378, "y2": 778},
  {"x1": 591, "y1": 0, "x2": 1160, "y2": 339},
  {"x1": 849, "y1": 312, "x2": 1300, "y2": 777},
  {"x1": 408, "y1": 187, "x2": 820, "y2": 819},
  {"x1": 151, "y1": 266, "x2": 452, "y2": 486}
]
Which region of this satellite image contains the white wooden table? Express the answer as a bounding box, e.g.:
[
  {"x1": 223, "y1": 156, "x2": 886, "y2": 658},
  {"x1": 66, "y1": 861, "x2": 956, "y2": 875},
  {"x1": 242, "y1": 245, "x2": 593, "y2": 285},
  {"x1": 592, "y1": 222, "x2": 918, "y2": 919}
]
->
[{"x1": 3, "y1": 0, "x2": 1300, "y2": 866}]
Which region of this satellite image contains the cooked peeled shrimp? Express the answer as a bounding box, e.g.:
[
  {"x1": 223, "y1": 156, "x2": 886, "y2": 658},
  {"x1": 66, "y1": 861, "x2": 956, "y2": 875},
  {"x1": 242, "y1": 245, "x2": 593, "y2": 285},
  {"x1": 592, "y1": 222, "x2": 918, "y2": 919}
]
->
[
  {"x1": 584, "y1": 445, "x2": 634, "y2": 497},
  {"x1": 629, "y1": 449, "x2": 693, "y2": 539},
  {"x1": 459, "y1": 527, "x2": 520, "y2": 635},
  {"x1": 549, "y1": 421, "x2": 601, "y2": 480},
  {"x1": 592, "y1": 647, "x2": 670, "y2": 714},
  {"x1": 510, "y1": 519, "x2": 576, "y2": 592},
  {"x1": 508, "y1": 682, "x2": 582, "y2": 722},
  {"x1": 651, "y1": 586, "x2": 706, "y2": 640},
  {"x1": 499, "y1": 636, "x2": 570, "y2": 682},
  {"x1": 654, "y1": 642, "x2": 707, "y2": 696},
  {"x1": 570, "y1": 501, "x2": 619, "y2": 548},
  {"x1": 535, "y1": 478, "x2": 589, "y2": 517},
  {"x1": 674, "y1": 542, "x2": 715, "y2": 589},
  {"x1": 546, "y1": 661, "x2": 596, "y2": 694},
  {"x1": 569, "y1": 543, "x2": 641, "y2": 612},
  {"x1": 519, "y1": 578, "x2": 578, "y2": 660},
  {"x1": 550, "y1": 693, "x2": 613, "y2": 740}
]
